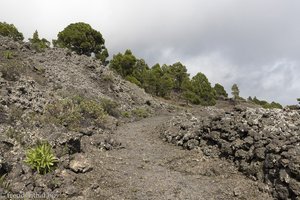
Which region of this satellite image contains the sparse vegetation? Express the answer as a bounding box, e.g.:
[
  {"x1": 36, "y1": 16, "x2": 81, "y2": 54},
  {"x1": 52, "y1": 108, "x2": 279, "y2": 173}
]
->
[
  {"x1": 0, "y1": 61, "x2": 24, "y2": 81},
  {"x1": 29, "y1": 30, "x2": 50, "y2": 52},
  {"x1": 3, "y1": 50, "x2": 13, "y2": 59},
  {"x1": 25, "y1": 142, "x2": 58, "y2": 174},
  {"x1": 249, "y1": 96, "x2": 283, "y2": 109},
  {"x1": 0, "y1": 174, "x2": 10, "y2": 190},
  {"x1": 121, "y1": 111, "x2": 131, "y2": 118},
  {"x1": 5, "y1": 127, "x2": 24, "y2": 145},
  {"x1": 102, "y1": 72, "x2": 114, "y2": 82},
  {"x1": 100, "y1": 98, "x2": 120, "y2": 117},
  {"x1": 131, "y1": 108, "x2": 149, "y2": 118},
  {"x1": 44, "y1": 96, "x2": 106, "y2": 130}
]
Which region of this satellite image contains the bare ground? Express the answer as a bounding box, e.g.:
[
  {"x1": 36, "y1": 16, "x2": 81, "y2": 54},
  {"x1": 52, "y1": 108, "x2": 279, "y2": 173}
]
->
[{"x1": 74, "y1": 114, "x2": 272, "y2": 200}]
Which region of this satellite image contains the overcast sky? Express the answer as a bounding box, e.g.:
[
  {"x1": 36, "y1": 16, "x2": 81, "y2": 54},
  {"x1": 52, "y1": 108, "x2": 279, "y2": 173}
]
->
[{"x1": 1, "y1": 0, "x2": 299, "y2": 105}]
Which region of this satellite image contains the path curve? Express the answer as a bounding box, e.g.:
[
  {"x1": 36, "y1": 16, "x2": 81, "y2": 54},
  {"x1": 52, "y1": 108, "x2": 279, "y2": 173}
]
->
[{"x1": 80, "y1": 114, "x2": 271, "y2": 200}]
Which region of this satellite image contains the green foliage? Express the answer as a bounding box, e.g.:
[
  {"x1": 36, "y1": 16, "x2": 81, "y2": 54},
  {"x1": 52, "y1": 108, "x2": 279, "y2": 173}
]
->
[
  {"x1": 131, "y1": 108, "x2": 149, "y2": 118},
  {"x1": 54, "y1": 22, "x2": 108, "y2": 63},
  {"x1": 109, "y1": 50, "x2": 218, "y2": 105},
  {"x1": 142, "y1": 64, "x2": 174, "y2": 97},
  {"x1": 100, "y1": 98, "x2": 120, "y2": 117},
  {"x1": 25, "y1": 142, "x2": 58, "y2": 174},
  {"x1": 44, "y1": 96, "x2": 106, "y2": 130},
  {"x1": 297, "y1": 98, "x2": 300, "y2": 104},
  {"x1": 3, "y1": 51, "x2": 13, "y2": 59},
  {"x1": 126, "y1": 75, "x2": 141, "y2": 86},
  {"x1": 110, "y1": 50, "x2": 138, "y2": 77},
  {"x1": 29, "y1": 30, "x2": 50, "y2": 52},
  {"x1": 189, "y1": 73, "x2": 216, "y2": 106},
  {"x1": 214, "y1": 83, "x2": 228, "y2": 98},
  {"x1": 121, "y1": 111, "x2": 131, "y2": 118},
  {"x1": 266, "y1": 102, "x2": 283, "y2": 109},
  {"x1": 131, "y1": 59, "x2": 149, "y2": 85},
  {"x1": 249, "y1": 96, "x2": 283, "y2": 109},
  {"x1": 0, "y1": 22, "x2": 24, "y2": 41},
  {"x1": 165, "y1": 62, "x2": 189, "y2": 92},
  {"x1": 231, "y1": 84, "x2": 240, "y2": 99},
  {"x1": 182, "y1": 90, "x2": 200, "y2": 104}
]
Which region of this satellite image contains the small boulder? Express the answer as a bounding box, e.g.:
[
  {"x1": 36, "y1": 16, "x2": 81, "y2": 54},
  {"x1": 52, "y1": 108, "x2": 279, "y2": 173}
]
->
[{"x1": 69, "y1": 154, "x2": 92, "y2": 173}]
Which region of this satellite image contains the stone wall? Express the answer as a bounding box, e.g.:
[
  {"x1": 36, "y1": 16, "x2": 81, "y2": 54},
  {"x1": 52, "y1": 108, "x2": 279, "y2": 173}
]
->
[{"x1": 161, "y1": 106, "x2": 300, "y2": 199}]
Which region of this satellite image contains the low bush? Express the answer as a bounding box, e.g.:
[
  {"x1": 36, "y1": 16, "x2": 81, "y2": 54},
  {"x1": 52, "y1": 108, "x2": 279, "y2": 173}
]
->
[
  {"x1": 131, "y1": 108, "x2": 149, "y2": 118},
  {"x1": 44, "y1": 96, "x2": 106, "y2": 130},
  {"x1": 25, "y1": 142, "x2": 58, "y2": 174},
  {"x1": 3, "y1": 51, "x2": 13, "y2": 59},
  {"x1": 100, "y1": 98, "x2": 120, "y2": 117},
  {"x1": 121, "y1": 111, "x2": 131, "y2": 118},
  {"x1": 0, "y1": 62, "x2": 24, "y2": 81}
]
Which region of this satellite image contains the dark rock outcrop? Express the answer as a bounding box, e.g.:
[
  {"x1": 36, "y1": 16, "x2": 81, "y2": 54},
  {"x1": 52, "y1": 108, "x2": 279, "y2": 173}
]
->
[{"x1": 161, "y1": 106, "x2": 300, "y2": 199}]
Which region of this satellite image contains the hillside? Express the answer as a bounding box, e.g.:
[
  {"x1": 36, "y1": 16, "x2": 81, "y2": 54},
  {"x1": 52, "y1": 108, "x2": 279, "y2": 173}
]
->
[{"x1": 0, "y1": 36, "x2": 299, "y2": 199}]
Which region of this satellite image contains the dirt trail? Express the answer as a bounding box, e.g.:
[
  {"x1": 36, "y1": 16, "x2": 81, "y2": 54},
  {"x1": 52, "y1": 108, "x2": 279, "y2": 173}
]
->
[{"x1": 79, "y1": 114, "x2": 271, "y2": 200}]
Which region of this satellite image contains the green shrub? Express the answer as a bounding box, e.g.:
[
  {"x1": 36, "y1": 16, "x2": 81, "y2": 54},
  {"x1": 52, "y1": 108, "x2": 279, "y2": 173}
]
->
[
  {"x1": 25, "y1": 142, "x2": 58, "y2": 174},
  {"x1": 29, "y1": 30, "x2": 50, "y2": 52},
  {"x1": 121, "y1": 111, "x2": 131, "y2": 118},
  {"x1": 132, "y1": 108, "x2": 149, "y2": 118},
  {"x1": 44, "y1": 96, "x2": 106, "y2": 129},
  {"x1": 249, "y1": 96, "x2": 282, "y2": 109},
  {"x1": 126, "y1": 75, "x2": 141, "y2": 86},
  {"x1": 54, "y1": 22, "x2": 108, "y2": 63},
  {"x1": 100, "y1": 98, "x2": 120, "y2": 117},
  {"x1": 214, "y1": 83, "x2": 228, "y2": 98},
  {"x1": 0, "y1": 22, "x2": 24, "y2": 41},
  {"x1": 79, "y1": 99, "x2": 106, "y2": 119}
]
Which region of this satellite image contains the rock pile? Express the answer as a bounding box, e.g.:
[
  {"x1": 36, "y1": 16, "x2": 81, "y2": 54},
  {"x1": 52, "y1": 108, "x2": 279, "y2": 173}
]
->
[{"x1": 161, "y1": 106, "x2": 300, "y2": 199}]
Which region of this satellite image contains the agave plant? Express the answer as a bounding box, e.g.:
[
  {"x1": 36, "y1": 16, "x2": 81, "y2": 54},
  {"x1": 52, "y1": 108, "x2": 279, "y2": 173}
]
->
[{"x1": 25, "y1": 142, "x2": 58, "y2": 174}]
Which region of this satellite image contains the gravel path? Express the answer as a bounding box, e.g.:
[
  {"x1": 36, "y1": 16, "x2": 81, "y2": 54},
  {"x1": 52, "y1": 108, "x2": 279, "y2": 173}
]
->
[{"x1": 78, "y1": 114, "x2": 271, "y2": 200}]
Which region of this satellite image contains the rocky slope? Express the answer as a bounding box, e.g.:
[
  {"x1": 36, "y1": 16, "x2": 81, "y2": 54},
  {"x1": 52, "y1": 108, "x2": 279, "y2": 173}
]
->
[
  {"x1": 0, "y1": 36, "x2": 172, "y2": 198},
  {"x1": 161, "y1": 106, "x2": 300, "y2": 199}
]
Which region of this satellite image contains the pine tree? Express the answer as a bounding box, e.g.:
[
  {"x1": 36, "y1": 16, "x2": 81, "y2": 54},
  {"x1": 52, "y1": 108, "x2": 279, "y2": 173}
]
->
[{"x1": 231, "y1": 84, "x2": 240, "y2": 99}]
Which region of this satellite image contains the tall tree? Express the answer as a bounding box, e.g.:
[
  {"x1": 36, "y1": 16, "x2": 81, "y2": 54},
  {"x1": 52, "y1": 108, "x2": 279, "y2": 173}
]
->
[
  {"x1": 54, "y1": 22, "x2": 108, "y2": 63},
  {"x1": 214, "y1": 83, "x2": 228, "y2": 98},
  {"x1": 29, "y1": 30, "x2": 50, "y2": 52},
  {"x1": 167, "y1": 62, "x2": 189, "y2": 92},
  {"x1": 190, "y1": 72, "x2": 216, "y2": 106},
  {"x1": 231, "y1": 83, "x2": 240, "y2": 99},
  {"x1": 109, "y1": 49, "x2": 137, "y2": 77}
]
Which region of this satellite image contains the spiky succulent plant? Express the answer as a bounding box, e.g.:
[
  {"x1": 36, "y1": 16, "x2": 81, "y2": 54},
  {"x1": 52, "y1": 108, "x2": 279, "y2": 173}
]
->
[{"x1": 25, "y1": 142, "x2": 58, "y2": 174}]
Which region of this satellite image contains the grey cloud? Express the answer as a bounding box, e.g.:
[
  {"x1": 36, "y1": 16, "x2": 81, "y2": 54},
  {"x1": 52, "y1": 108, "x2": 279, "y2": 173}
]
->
[{"x1": 0, "y1": 0, "x2": 299, "y2": 105}]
